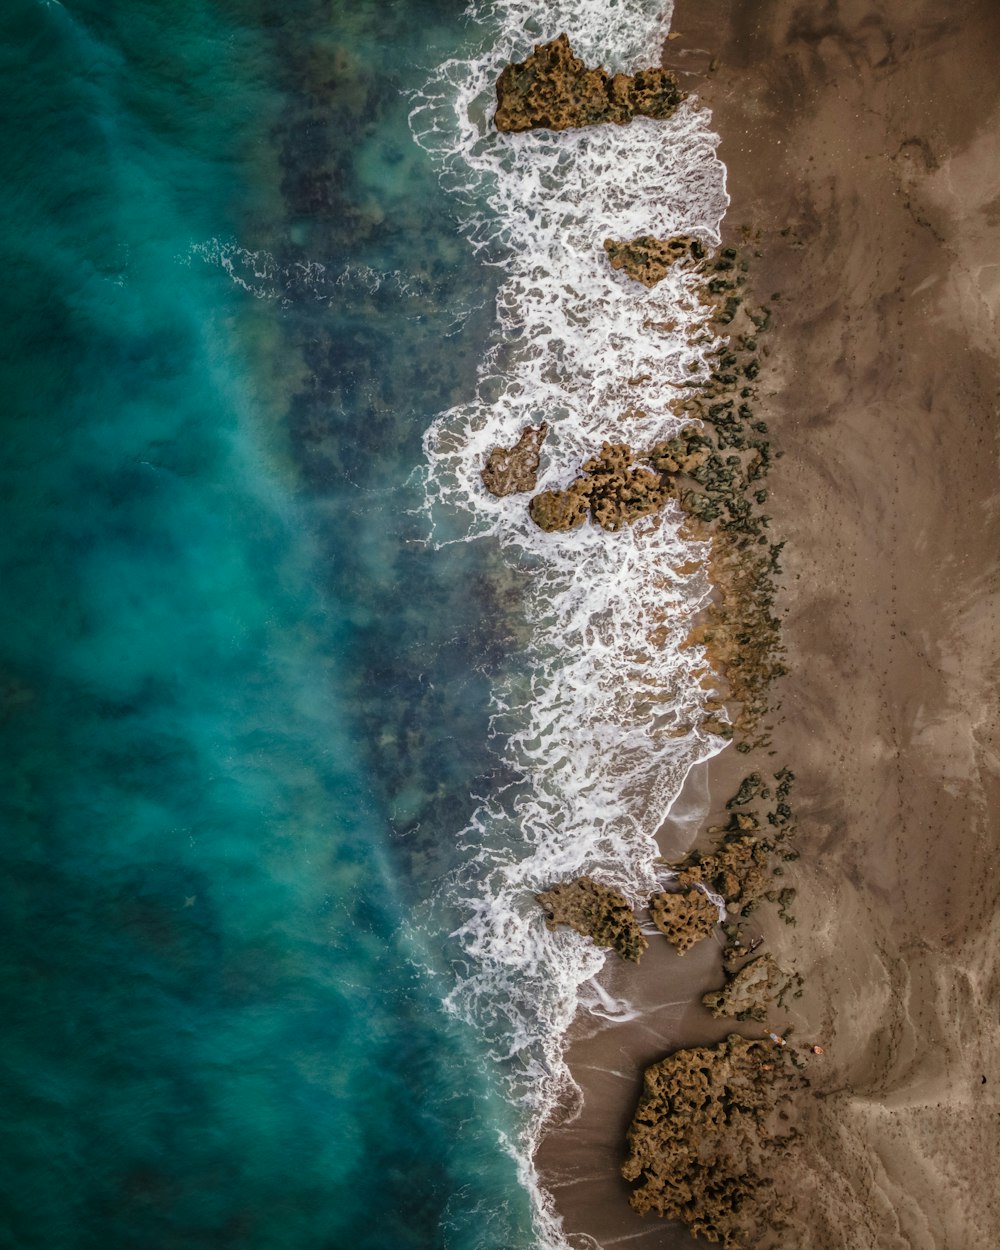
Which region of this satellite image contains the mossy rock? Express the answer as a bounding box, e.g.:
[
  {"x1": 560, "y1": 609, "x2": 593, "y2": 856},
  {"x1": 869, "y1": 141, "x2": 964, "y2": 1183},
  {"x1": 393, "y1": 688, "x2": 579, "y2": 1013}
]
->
[
  {"x1": 536, "y1": 876, "x2": 647, "y2": 962},
  {"x1": 647, "y1": 887, "x2": 718, "y2": 954},
  {"x1": 603, "y1": 234, "x2": 706, "y2": 287},
  {"x1": 481, "y1": 422, "x2": 548, "y2": 497},
  {"x1": 495, "y1": 34, "x2": 685, "y2": 133}
]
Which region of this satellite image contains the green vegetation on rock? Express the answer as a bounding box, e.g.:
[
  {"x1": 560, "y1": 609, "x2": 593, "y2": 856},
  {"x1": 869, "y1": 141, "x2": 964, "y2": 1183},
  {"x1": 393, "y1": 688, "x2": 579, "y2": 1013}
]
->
[
  {"x1": 481, "y1": 421, "x2": 548, "y2": 497},
  {"x1": 494, "y1": 34, "x2": 685, "y2": 133}
]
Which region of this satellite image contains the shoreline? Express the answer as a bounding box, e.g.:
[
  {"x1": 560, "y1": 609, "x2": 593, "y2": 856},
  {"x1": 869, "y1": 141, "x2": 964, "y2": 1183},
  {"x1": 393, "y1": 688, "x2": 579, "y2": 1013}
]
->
[{"x1": 537, "y1": 1, "x2": 1000, "y2": 1245}]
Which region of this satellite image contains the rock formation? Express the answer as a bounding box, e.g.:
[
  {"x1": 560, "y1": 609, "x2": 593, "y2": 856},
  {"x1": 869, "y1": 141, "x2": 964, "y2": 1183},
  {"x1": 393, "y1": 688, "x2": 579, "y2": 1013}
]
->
[
  {"x1": 604, "y1": 234, "x2": 707, "y2": 287},
  {"x1": 674, "y1": 826, "x2": 773, "y2": 916},
  {"x1": 528, "y1": 432, "x2": 708, "y2": 533},
  {"x1": 644, "y1": 432, "x2": 712, "y2": 477},
  {"x1": 651, "y1": 254, "x2": 788, "y2": 743},
  {"x1": 529, "y1": 442, "x2": 665, "y2": 533},
  {"x1": 726, "y1": 770, "x2": 764, "y2": 808},
  {"x1": 494, "y1": 34, "x2": 685, "y2": 133},
  {"x1": 622, "y1": 1034, "x2": 798, "y2": 1247},
  {"x1": 481, "y1": 422, "x2": 548, "y2": 496},
  {"x1": 702, "y1": 953, "x2": 788, "y2": 1021},
  {"x1": 647, "y1": 887, "x2": 718, "y2": 954},
  {"x1": 536, "y1": 876, "x2": 647, "y2": 962}
]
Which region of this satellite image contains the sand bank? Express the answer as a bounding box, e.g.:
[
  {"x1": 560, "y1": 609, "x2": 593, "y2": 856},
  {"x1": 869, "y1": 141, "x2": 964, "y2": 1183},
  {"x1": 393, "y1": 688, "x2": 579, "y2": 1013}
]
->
[{"x1": 537, "y1": 1, "x2": 1000, "y2": 1245}]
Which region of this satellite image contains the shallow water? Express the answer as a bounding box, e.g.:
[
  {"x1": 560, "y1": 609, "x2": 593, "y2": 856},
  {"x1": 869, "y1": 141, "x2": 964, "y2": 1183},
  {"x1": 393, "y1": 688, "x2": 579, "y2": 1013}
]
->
[
  {"x1": 0, "y1": 1, "x2": 535, "y2": 1246},
  {"x1": 1, "y1": 0, "x2": 731, "y2": 1244}
]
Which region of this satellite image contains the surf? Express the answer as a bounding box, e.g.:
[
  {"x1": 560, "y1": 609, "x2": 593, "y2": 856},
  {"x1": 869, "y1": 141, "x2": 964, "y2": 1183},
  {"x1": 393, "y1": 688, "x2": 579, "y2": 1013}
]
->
[{"x1": 410, "y1": 2, "x2": 731, "y2": 1243}]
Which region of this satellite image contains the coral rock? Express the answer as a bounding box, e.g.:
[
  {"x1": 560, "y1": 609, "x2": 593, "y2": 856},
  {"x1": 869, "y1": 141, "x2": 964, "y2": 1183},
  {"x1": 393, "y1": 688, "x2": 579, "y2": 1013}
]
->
[
  {"x1": 529, "y1": 442, "x2": 667, "y2": 533},
  {"x1": 529, "y1": 438, "x2": 707, "y2": 534},
  {"x1": 528, "y1": 431, "x2": 707, "y2": 533},
  {"x1": 645, "y1": 432, "x2": 711, "y2": 477},
  {"x1": 648, "y1": 886, "x2": 718, "y2": 954},
  {"x1": 604, "y1": 235, "x2": 707, "y2": 288},
  {"x1": 622, "y1": 1034, "x2": 796, "y2": 1247},
  {"x1": 481, "y1": 422, "x2": 548, "y2": 496},
  {"x1": 527, "y1": 483, "x2": 591, "y2": 532},
  {"x1": 676, "y1": 833, "x2": 772, "y2": 914},
  {"x1": 536, "y1": 876, "x2": 647, "y2": 963},
  {"x1": 702, "y1": 954, "x2": 788, "y2": 1022},
  {"x1": 494, "y1": 34, "x2": 685, "y2": 134}
]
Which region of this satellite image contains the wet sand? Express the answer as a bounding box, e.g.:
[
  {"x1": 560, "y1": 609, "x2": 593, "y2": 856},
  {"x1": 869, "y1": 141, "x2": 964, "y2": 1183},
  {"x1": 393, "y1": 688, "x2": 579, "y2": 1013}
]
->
[{"x1": 536, "y1": 1, "x2": 1000, "y2": 1245}]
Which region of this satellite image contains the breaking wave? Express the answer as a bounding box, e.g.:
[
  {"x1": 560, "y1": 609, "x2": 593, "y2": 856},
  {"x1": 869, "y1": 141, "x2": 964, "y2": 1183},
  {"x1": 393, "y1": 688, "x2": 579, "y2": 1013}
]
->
[{"x1": 410, "y1": 3, "x2": 731, "y2": 1244}]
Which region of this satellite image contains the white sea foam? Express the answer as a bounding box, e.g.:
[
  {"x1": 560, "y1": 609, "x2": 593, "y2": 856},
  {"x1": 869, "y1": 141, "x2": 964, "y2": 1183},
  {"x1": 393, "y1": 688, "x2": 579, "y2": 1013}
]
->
[
  {"x1": 187, "y1": 237, "x2": 439, "y2": 306},
  {"x1": 411, "y1": 5, "x2": 730, "y2": 1245}
]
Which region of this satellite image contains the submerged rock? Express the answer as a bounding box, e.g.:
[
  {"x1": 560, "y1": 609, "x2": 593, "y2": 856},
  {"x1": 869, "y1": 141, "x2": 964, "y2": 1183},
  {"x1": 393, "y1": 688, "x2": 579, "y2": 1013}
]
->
[
  {"x1": 604, "y1": 235, "x2": 707, "y2": 288},
  {"x1": 622, "y1": 1034, "x2": 797, "y2": 1246},
  {"x1": 494, "y1": 34, "x2": 685, "y2": 133},
  {"x1": 647, "y1": 886, "x2": 718, "y2": 954},
  {"x1": 536, "y1": 876, "x2": 647, "y2": 963},
  {"x1": 702, "y1": 953, "x2": 788, "y2": 1022},
  {"x1": 480, "y1": 422, "x2": 548, "y2": 496}
]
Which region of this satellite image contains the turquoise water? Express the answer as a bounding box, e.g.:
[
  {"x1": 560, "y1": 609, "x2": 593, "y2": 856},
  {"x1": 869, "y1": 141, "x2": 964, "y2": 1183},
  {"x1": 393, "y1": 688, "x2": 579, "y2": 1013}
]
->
[{"x1": 0, "y1": 1, "x2": 533, "y2": 1247}]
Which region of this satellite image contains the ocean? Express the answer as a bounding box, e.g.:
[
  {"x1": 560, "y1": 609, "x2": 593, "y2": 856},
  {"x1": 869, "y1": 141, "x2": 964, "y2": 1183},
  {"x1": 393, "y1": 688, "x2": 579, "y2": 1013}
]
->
[{"x1": 0, "y1": 1, "x2": 727, "y2": 1247}]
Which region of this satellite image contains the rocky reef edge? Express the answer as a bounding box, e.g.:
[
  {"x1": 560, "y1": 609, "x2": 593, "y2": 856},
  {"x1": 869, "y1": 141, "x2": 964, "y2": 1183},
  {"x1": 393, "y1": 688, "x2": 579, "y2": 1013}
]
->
[{"x1": 494, "y1": 33, "x2": 685, "y2": 133}]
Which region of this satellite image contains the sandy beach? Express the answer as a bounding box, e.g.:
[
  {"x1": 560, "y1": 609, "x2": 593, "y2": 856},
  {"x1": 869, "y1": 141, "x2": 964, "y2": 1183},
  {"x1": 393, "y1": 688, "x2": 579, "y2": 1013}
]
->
[{"x1": 537, "y1": 1, "x2": 1000, "y2": 1245}]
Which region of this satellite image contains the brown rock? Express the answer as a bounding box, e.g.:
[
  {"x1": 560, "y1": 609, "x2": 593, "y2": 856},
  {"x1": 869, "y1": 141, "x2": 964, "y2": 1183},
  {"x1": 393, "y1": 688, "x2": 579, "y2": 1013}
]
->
[
  {"x1": 702, "y1": 953, "x2": 789, "y2": 1021},
  {"x1": 647, "y1": 886, "x2": 718, "y2": 954},
  {"x1": 603, "y1": 235, "x2": 707, "y2": 288},
  {"x1": 645, "y1": 430, "x2": 711, "y2": 477},
  {"x1": 535, "y1": 876, "x2": 647, "y2": 963},
  {"x1": 480, "y1": 422, "x2": 548, "y2": 496},
  {"x1": 528, "y1": 430, "x2": 708, "y2": 533},
  {"x1": 494, "y1": 34, "x2": 685, "y2": 134},
  {"x1": 529, "y1": 441, "x2": 671, "y2": 533},
  {"x1": 676, "y1": 832, "x2": 772, "y2": 914},
  {"x1": 622, "y1": 1034, "x2": 797, "y2": 1247},
  {"x1": 527, "y1": 483, "x2": 591, "y2": 532}
]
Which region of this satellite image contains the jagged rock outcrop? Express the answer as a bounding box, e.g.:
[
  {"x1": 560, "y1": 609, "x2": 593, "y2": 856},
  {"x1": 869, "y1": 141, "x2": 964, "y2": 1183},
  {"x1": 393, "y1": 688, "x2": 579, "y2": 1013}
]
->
[
  {"x1": 645, "y1": 433, "x2": 711, "y2": 477},
  {"x1": 675, "y1": 828, "x2": 772, "y2": 915},
  {"x1": 529, "y1": 442, "x2": 665, "y2": 532},
  {"x1": 604, "y1": 235, "x2": 707, "y2": 287},
  {"x1": 647, "y1": 886, "x2": 718, "y2": 954},
  {"x1": 528, "y1": 431, "x2": 708, "y2": 533},
  {"x1": 622, "y1": 1034, "x2": 798, "y2": 1247},
  {"x1": 702, "y1": 954, "x2": 788, "y2": 1022},
  {"x1": 494, "y1": 34, "x2": 685, "y2": 133},
  {"x1": 536, "y1": 876, "x2": 647, "y2": 962},
  {"x1": 481, "y1": 422, "x2": 548, "y2": 496}
]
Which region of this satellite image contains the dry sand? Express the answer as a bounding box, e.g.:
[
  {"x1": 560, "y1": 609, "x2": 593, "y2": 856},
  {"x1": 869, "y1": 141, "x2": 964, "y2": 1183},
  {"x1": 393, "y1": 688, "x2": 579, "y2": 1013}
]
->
[{"x1": 536, "y1": 2, "x2": 1000, "y2": 1245}]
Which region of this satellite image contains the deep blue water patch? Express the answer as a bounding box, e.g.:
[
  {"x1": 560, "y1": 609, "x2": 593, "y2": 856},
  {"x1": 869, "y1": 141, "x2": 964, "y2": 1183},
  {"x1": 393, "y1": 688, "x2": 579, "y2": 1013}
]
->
[{"x1": 0, "y1": 1, "x2": 530, "y2": 1247}]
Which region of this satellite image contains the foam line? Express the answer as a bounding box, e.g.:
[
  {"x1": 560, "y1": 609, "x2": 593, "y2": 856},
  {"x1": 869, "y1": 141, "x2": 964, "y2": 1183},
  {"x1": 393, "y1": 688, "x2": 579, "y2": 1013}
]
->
[{"x1": 412, "y1": 6, "x2": 730, "y2": 1244}]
